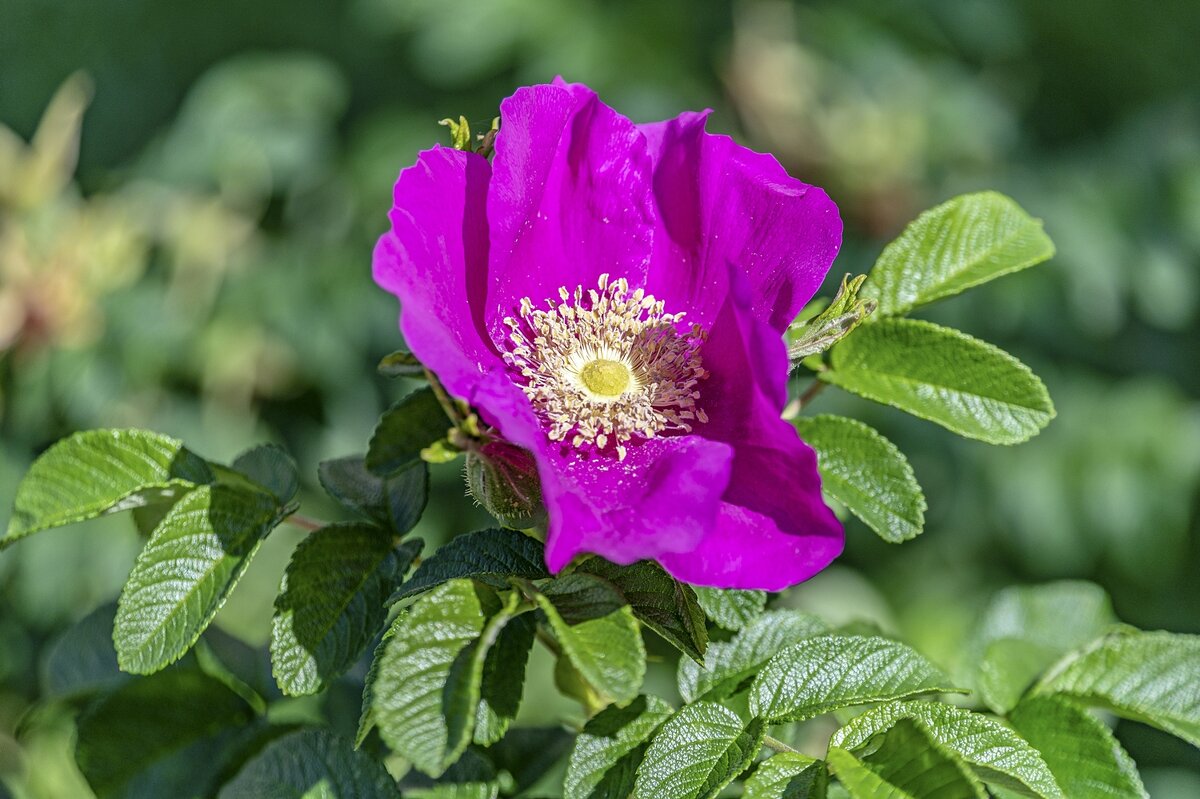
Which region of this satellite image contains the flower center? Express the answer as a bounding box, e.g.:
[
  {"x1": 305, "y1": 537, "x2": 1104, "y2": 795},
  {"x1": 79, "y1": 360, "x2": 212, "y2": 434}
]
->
[
  {"x1": 578, "y1": 358, "x2": 631, "y2": 398},
  {"x1": 501, "y1": 273, "x2": 708, "y2": 460}
]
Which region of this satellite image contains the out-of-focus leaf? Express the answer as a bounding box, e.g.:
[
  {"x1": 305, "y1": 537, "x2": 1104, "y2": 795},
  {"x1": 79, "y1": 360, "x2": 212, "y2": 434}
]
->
[
  {"x1": 692, "y1": 587, "x2": 766, "y2": 631},
  {"x1": 564, "y1": 696, "x2": 675, "y2": 799},
  {"x1": 231, "y1": 444, "x2": 299, "y2": 505},
  {"x1": 217, "y1": 728, "x2": 399, "y2": 798},
  {"x1": 377, "y1": 349, "x2": 425, "y2": 378},
  {"x1": 40, "y1": 602, "x2": 128, "y2": 700},
  {"x1": 631, "y1": 701, "x2": 765, "y2": 799}
]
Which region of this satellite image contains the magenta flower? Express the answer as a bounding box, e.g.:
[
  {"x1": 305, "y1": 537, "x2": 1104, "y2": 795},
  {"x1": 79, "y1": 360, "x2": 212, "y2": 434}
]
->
[{"x1": 374, "y1": 81, "x2": 843, "y2": 590}]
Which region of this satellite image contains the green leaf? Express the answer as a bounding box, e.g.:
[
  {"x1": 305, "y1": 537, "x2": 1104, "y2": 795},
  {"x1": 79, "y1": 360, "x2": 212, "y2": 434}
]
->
[
  {"x1": 318, "y1": 457, "x2": 429, "y2": 536},
  {"x1": 115, "y1": 484, "x2": 285, "y2": 674},
  {"x1": 232, "y1": 444, "x2": 299, "y2": 505},
  {"x1": 40, "y1": 602, "x2": 129, "y2": 700},
  {"x1": 75, "y1": 668, "x2": 255, "y2": 798},
  {"x1": 4, "y1": 428, "x2": 212, "y2": 547},
  {"x1": 829, "y1": 720, "x2": 985, "y2": 799},
  {"x1": 473, "y1": 597, "x2": 536, "y2": 746},
  {"x1": 271, "y1": 526, "x2": 422, "y2": 696},
  {"x1": 794, "y1": 415, "x2": 925, "y2": 543},
  {"x1": 788, "y1": 274, "x2": 877, "y2": 360},
  {"x1": 218, "y1": 728, "x2": 399, "y2": 798},
  {"x1": 378, "y1": 348, "x2": 425, "y2": 378},
  {"x1": 486, "y1": 727, "x2": 574, "y2": 795},
  {"x1": 749, "y1": 635, "x2": 962, "y2": 724},
  {"x1": 577, "y1": 558, "x2": 708, "y2": 664},
  {"x1": 827, "y1": 748, "x2": 915, "y2": 799},
  {"x1": 692, "y1": 587, "x2": 766, "y2": 631},
  {"x1": 565, "y1": 695, "x2": 675, "y2": 799},
  {"x1": 973, "y1": 581, "x2": 1116, "y2": 713},
  {"x1": 366, "y1": 388, "x2": 451, "y2": 476},
  {"x1": 831, "y1": 701, "x2": 1063, "y2": 798},
  {"x1": 1010, "y1": 695, "x2": 1147, "y2": 799},
  {"x1": 1034, "y1": 630, "x2": 1200, "y2": 747},
  {"x1": 743, "y1": 753, "x2": 828, "y2": 799},
  {"x1": 401, "y1": 749, "x2": 498, "y2": 799},
  {"x1": 823, "y1": 318, "x2": 1055, "y2": 444},
  {"x1": 361, "y1": 579, "x2": 490, "y2": 776},
  {"x1": 863, "y1": 191, "x2": 1055, "y2": 316},
  {"x1": 632, "y1": 701, "x2": 765, "y2": 799},
  {"x1": 390, "y1": 528, "x2": 548, "y2": 603},
  {"x1": 678, "y1": 609, "x2": 828, "y2": 703},
  {"x1": 537, "y1": 574, "x2": 646, "y2": 707}
]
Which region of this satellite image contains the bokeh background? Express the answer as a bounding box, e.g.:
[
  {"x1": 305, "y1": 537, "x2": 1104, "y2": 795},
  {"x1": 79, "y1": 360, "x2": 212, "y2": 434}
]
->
[{"x1": 2, "y1": 0, "x2": 1198, "y2": 795}]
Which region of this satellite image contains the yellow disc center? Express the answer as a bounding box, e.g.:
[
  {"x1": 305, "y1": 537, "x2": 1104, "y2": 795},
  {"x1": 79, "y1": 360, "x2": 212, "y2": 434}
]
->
[{"x1": 579, "y1": 358, "x2": 631, "y2": 397}]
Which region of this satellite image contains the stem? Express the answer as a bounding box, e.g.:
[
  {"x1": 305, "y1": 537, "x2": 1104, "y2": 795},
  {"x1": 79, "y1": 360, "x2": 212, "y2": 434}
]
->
[
  {"x1": 285, "y1": 514, "x2": 325, "y2": 532},
  {"x1": 762, "y1": 734, "x2": 801, "y2": 754},
  {"x1": 423, "y1": 366, "x2": 464, "y2": 426},
  {"x1": 535, "y1": 624, "x2": 564, "y2": 658},
  {"x1": 783, "y1": 378, "x2": 828, "y2": 420}
]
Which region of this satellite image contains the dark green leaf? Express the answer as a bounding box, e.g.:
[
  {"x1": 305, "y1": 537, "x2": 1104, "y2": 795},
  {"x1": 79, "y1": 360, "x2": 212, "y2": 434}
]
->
[
  {"x1": 579, "y1": 558, "x2": 708, "y2": 664},
  {"x1": 271, "y1": 526, "x2": 422, "y2": 696},
  {"x1": 378, "y1": 349, "x2": 425, "y2": 378},
  {"x1": 1010, "y1": 695, "x2": 1146, "y2": 799},
  {"x1": 75, "y1": 668, "x2": 255, "y2": 798},
  {"x1": 692, "y1": 587, "x2": 766, "y2": 631},
  {"x1": 486, "y1": 727, "x2": 573, "y2": 794},
  {"x1": 218, "y1": 728, "x2": 399, "y2": 798},
  {"x1": 823, "y1": 319, "x2": 1055, "y2": 444},
  {"x1": 749, "y1": 636, "x2": 962, "y2": 724},
  {"x1": 115, "y1": 484, "x2": 285, "y2": 674},
  {"x1": 390, "y1": 528, "x2": 548, "y2": 603},
  {"x1": 366, "y1": 388, "x2": 450, "y2": 475},
  {"x1": 232, "y1": 444, "x2": 299, "y2": 505},
  {"x1": 863, "y1": 191, "x2": 1055, "y2": 317},
  {"x1": 474, "y1": 612, "x2": 536, "y2": 746},
  {"x1": 318, "y1": 457, "x2": 429, "y2": 536},
  {"x1": 40, "y1": 602, "x2": 128, "y2": 700},
  {"x1": 743, "y1": 753, "x2": 827, "y2": 799},
  {"x1": 794, "y1": 415, "x2": 925, "y2": 543},
  {"x1": 632, "y1": 701, "x2": 765, "y2": 799},
  {"x1": 678, "y1": 610, "x2": 829, "y2": 703},
  {"x1": 1033, "y1": 631, "x2": 1200, "y2": 747},
  {"x1": 4, "y1": 428, "x2": 212, "y2": 547},
  {"x1": 565, "y1": 696, "x2": 674, "y2": 799}
]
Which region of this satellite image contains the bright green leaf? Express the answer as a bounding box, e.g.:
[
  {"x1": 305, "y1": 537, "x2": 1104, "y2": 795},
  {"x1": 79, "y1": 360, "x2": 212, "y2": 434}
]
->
[
  {"x1": 824, "y1": 318, "x2": 1055, "y2": 444},
  {"x1": 829, "y1": 720, "x2": 985, "y2": 799},
  {"x1": 678, "y1": 609, "x2": 828, "y2": 703},
  {"x1": 318, "y1": 457, "x2": 428, "y2": 536},
  {"x1": 1034, "y1": 631, "x2": 1200, "y2": 747},
  {"x1": 749, "y1": 635, "x2": 962, "y2": 724},
  {"x1": 577, "y1": 558, "x2": 708, "y2": 664},
  {"x1": 366, "y1": 388, "x2": 451, "y2": 476},
  {"x1": 115, "y1": 484, "x2": 284, "y2": 674},
  {"x1": 537, "y1": 574, "x2": 646, "y2": 707},
  {"x1": 863, "y1": 191, "x2": 1055, "y2": 316},
  {"x1": 827, "y1": 748, "x2": 915, "y2": 799},
  {"x1": 232, "y1": 443, "x2": 299, "y2": 505},
  {"x1": 743, "y1": 752, "x2": 828, "y2": 799},
  {"x1": 831, "y1": 701, "x2": 1063, "y2": 798},
  {"x1": 632, "y1": 701, "x2": 765, "y2": 799},
  {"x1": 1010, "y1": 695, "x2": 1146, "y2": 799},
  {"x1": 218, "y1": 728, "x2": 400, "y2": 798},
  {"x1": 4, "y1": 428, "x2": 212, "y2": 547},
  {"x1": 692, "y1": 587, "x2": 766, "y2": 631},
  {"x1": 391, "y1": 528, "x2": 548, "y2": 603},
  {"x1": 271, "y1": 526, "x2": 422, "y2": 696},
  {"x1": 794, "y1": 415, "x2": 925, "y2": 542},
  {"x1": 565, "y1": 695, "x2": 675, "y2": 799}
]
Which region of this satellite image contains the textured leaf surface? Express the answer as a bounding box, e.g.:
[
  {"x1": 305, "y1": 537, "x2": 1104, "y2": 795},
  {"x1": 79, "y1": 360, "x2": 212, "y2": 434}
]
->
[
  {"x1": 4, "y1": 428, "x2": 212, "y2": 546},
  {"x1": 827, "y1": 748, "x2": 915, "y2": 799},
  {"x1": 115, "y1": 484, "x2": 283, "y2": 673},
  {"x1": 75, "y1": 668, "x2": 255, "y2": 797},
  {"x1": 632, "y1": 701, "x2": 765, "y2": 799},
  {"x1": 218, "y1": 728, "x2": 399, "y2": 798},
  {"x1": 565, "y1": 695, "x2": 674, "y2": 799},
  {"x1": 318, "y1": 457, "x2": 428, "y2": 535},
  {"x1": 972, "y1": 581, "x2": 1115, "y2": 713},
  {"x1": 824, "y1": 319, "x2": 1055, "y2": 444},
  {"x1": 391, "y1": 528, "x2": 548, "y2": 603},
  {"x1": 363, "y1": 579, "x2": 490, "y2": 776},
  {"x1": 749, "y1": 635, "x2": 961, "y2": 723},
  {"x1": 473, "y1": 610, "x2": 535, "y2": 746},
  {"x1": 232, "y1": 444, "x2": 299, "y2": 505},
  {"x1": 831, "y1": 701, "x2": 1063, "y2": 798},
  {"x1": 830, "y1": 720, "x2": 985, "y2": 799},
  {"x1": 743, "y1": 753, "x2": 827, "y2": 799},
  {"x1": 692, "y1": 587, "x2": 766, "y2": 631},
  {"x1": 678, "y1": 610, "x2": 828, "y2": 703},
  {"x1": 1034, "y1": 631, "x2": 1200, "y2": 747},
  {"x1": 538, "y1": 574, "x2": 646, "y2": 706},
  {"x1": 578, "y1": 558, "x2": 708, "y2": 663},
  {"x1": 864, "y1": 191, "x2": 1055, "y2": 316},
  {"x1": 795, "y1": 415, "x2": 925, "y2": 542},
  {"x1": 271, "y1": 526, "x2": 421, "y2": 696},
  {"x1": 366, "y1": 387, "x2": 451, "y2": 475},
  {"x1": 1010, "y1": 695, "x2": 1146, "y2": 799}
]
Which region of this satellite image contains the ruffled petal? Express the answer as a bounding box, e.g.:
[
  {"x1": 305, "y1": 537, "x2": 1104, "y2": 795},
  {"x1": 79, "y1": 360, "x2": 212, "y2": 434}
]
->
[
  {"x1": 485, "y1": 82, "x2": 656, "y2": 341},
  {"x1": 373, "y1": 146, "x2": 500, "y2": 400},
  {"x1": 640, "y1": 111, "x2": 842, "y2": 331}
]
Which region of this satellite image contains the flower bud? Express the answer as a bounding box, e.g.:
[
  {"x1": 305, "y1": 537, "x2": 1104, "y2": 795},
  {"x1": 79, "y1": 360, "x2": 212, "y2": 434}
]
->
[{"x1": 465, "y1": 439, "x2": 546, "y2": 529}]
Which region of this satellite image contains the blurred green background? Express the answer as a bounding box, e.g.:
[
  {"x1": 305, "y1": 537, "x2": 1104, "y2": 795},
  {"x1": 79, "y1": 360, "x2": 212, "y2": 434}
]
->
[{"x1": 1, "y1": 0, "x2": 1198, "y2": 795}]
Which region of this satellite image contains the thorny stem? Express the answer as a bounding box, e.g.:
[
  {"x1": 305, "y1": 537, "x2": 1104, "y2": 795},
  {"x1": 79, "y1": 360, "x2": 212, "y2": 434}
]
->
[
  {"x1": 782, "y1": 378, "x2": 829, "y2": 420},
  {"x1": 762, "y1": 734, "x2": 801, "y2": 754},
  {"x1": 285, "y1": 513, "x2": 325, "y2": 532}
]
